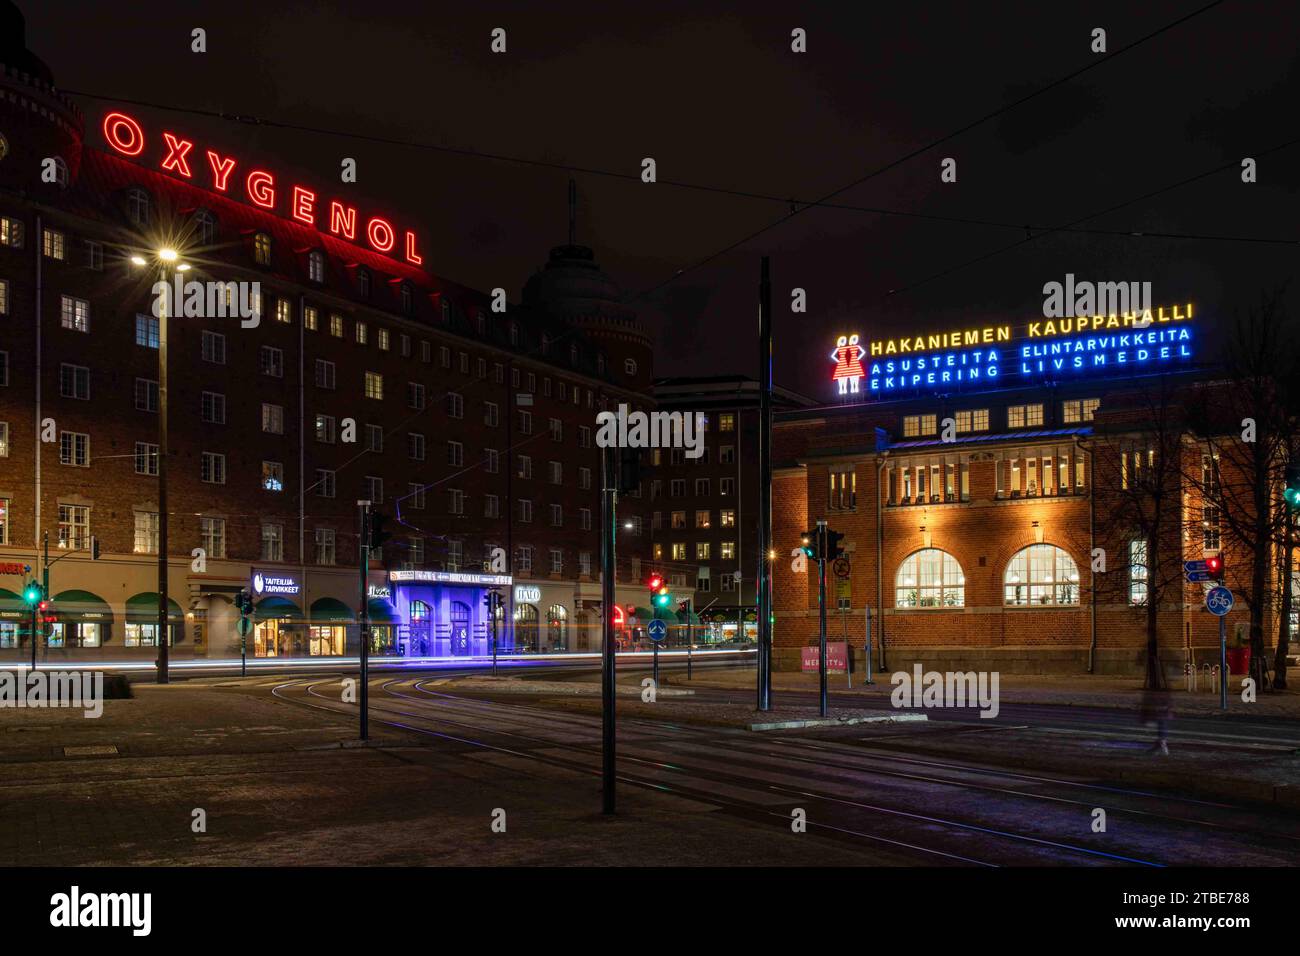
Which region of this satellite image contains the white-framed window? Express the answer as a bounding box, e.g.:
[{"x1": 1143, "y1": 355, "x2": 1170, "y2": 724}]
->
[
  {"x1": 1128, "y1": 539, "x2": 1148, "y2": 605},
  {"x1": 60, "y1": 295, "x2": 90, "y2": 332},
  {"x1": 262, "y1": 460, "x2": 284, "y2": 491},
  {"x1": 201, "y1": 391, "x2": 226, "y2": 424},
  {"x1": 128, "y1": 188, "x2": 151, "y2": 225},
  {"x1": 484, "y1": 495, "x2": 499, "y2": 518},
  {"x1": 261, "y1": 523, "x2": 284, "y2": 561},
  {"x1": 42, "y1": 228, "x2": 66, "y2": 260},
  {"x1": 448, "y1": 393, "x2": 463, "y2": 418},
  {"x1": 410, "y1": 433, "x2": 426, "y2": 461},
  {"x1": 201, "y1": 452, "x2": 226, "y2": 484},
  {"x1": 408, "y1": 382, "x2": 426, "y2": 410},
  {"x1": 0, "y1": 216, "x2": 25, "y2": 248},
  {"x1": 261, "y1": 403, "x2": 284, "y2": 434},
  {"x1": 895, "y1": 549, "x2": 965, "y2": 608},
  {"x1": 484, "y1": 401, "x2": 499, "y2": 427},
  {"x1": 315, "y1": 469, "x2": 336, "y2": 498},
  {"x1": 201, "y1": 517, "x2": 226, "y2": 559},
  {"x1": 135, "y1": 313, "x2": 159, "y2": 348},
  {"x1": 59, "y1": 363, "x2": 89, "y2": 400},
  {"x1": 549, "y1": 548, "x2": 563, "y2": 574},
  {"x1": 132, "y1": 377, "x2": 158, "y2": 412},
  {"x1": 314, "y1": 528, "x2": 336, "y2": 566},
  {"x1": 366, "y1": 424, "x2": 384, "y2": 453},
  {"x1": 364, "y1": 371, "x2": 383, "y2": 400},
  {"x1": 365, "y1": 476, "x2": 383, "y2": 503},
  {"x1": 315, "y1": 414, "x2": 336, "y2": 444},
  {"x1": 315, "y1": 359, "x2": 336, "y2": 389},
  {"x1": 57, "y1": 504, "x2": 89, "y2": 550},
  {"x1": 580, "y1": 508, "x2": 592, "y2": 531},
  {"x1": 517, "y1": 455, "x2": 532, "y2": 479},
  {"x1": 516, "y1": 545, "x2": 533, "y2": 574},
  {"x1": 1004, "y1": 544, "x2": 1080, "y2": 606},
  {"x1": 408, "y1": 483, "x2": 426, "y2": 510},
  {"x1": 447, "y1": 440, "x2": 462, "y2": 466},
  {"x1": 59, "y1": 431, "x2": 89, "y2": 466},
  {"x1": 260, "y1": 345, "x2": 284, "y2": 378},
  {"x1": 448, "y1": 488, "x2": 464, "y2": 515},
  {"x1": 550, "y1": 503, "x2": 563, "y2": 527},
  {"x1": 134, "y1": 442, "x2": 158, "y2": 475},
  {"x1": 201, "y1": 330, "x2": 226, "y2": 364},
  {"x1": 519, "y1": 499, "x2": 533, "y2": 523}
]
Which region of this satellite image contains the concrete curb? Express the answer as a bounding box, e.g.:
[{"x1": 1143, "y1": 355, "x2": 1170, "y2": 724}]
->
[{"x1": 748, "y1": 713, "x2": 929, "y2": 732}]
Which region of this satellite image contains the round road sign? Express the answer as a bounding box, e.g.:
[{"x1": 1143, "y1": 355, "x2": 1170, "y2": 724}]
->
[
  {"x1": 1206, "y1": 587, "x2": 1234, "y2": 617},
  {"x1": 647, "y1": 619, "x2": 667, "y2": 643}
]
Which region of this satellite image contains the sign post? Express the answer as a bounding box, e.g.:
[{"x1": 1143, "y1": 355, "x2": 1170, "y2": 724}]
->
[
  {"x1": 864, "y1": 606, "x2": 874, "y2": 686},
  {"x1": 648, "y1": 618, "x2": 667, "y2": 688},
  {"x1": 1206, "y1": 586, "x2": 1233, "y2": 711},
  {"x1": 357, "y1": 499, "x2": 371, "y2": 741}
]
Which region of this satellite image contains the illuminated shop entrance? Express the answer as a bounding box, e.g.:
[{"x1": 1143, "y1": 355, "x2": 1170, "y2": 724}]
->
[
  {"x1": 514, "y1": 604, "x2": 539, "y2": 653},
  {"x1": 449, "y1": 601, "x2": 471, "y2": 656},
  {"x1": 547, "y1": 604, "x2": 568, "y2": 651},
  {"x1": 388, "y1": 570, "x2": 512, "y2": 657}
]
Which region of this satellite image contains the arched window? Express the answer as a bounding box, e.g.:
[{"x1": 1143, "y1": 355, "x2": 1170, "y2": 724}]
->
[
  {"x1": 514, "y1": 602, "x2": 539, "y2": 652},
  {"x1": 194, "y1": 209, "x2": 216, "y2": 245},
  {"x1": 308, "y1": 249, "x2": 325, "y2": 283},
  {"x1": 410, "y1": 600, "x2": 430, "y2": 622},
  {"x1": 356, "y1": 266, "x2": 371, "y2": 298},
  {"x1": 895, "y1": 549, "x2": 965, "y2": 608},
  {"x1": 547, "y1": 604, "x2": 568, "y2": 650},
  {"x1": 252, "y1": 232, "x2": 272, "y2": 266},
  {"x1": 1004, "y1": 544, "x2": 1080, "y2": 606},
  {"x1": 127, "y1": 187, "x2": 150, "y2": 225}
]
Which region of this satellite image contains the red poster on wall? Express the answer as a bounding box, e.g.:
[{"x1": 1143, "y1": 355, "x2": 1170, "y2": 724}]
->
[{"x1": 801, "y1": 642, "x2": 848, "y2": 673}]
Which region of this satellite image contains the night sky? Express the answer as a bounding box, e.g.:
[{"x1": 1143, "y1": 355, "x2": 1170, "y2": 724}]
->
[{"x1": 25, "y1": 0, "x2": 1300, "y2": 399}]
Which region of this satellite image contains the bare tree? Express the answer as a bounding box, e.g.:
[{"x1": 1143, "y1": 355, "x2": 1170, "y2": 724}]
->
[
  {"x1": 1185, "y1": 290, "x2": 1299, "y2": 690},
  {"x1": 1084, "y1": 374, "x2": 1189, "y2": 689}
]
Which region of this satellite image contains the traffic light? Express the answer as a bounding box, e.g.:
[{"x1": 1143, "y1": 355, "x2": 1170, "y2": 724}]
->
[
  {"x1": 617, "y1": 447, "x2": 641, "y2": 494},
  {"x1": 235, "y1": 589, "x2": 253, "y2": 617},
  {"x1": 1206, "y1": 554, "x2": 1224, "y2": 583},
  {"x1": 647, "y1": 573, "x2": 663, "y2": 592},
  {"x1": 825, "y1": 529, "x2": 845, "y2": 561},
  {"x1": 22, "y1": 582, "x2": 43, "y2": 606},
  {"x1": 799, "y1": 529, "x2": 820, "y2": 560},
  {"x1": 1285, "y1": 463, "x2": 1300, "y2": 512},
  {"x1": 369, "y1": 512, "x2": 392, "y2": 551}
]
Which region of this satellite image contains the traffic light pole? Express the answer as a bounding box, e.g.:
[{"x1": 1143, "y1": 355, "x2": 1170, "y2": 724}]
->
[
  {"x1": 157, "y1": 263, "x2": 170, "y2": 686},
  {"x1": 600, "y1": 446, "x2": 617, "y2": 814},
  {"x1": 491, "y1": 592, "x2": 499, "y2": 678},
  {"x1": 756, "y1": 256, "x2": 774, "y2": 712},
  {"x1": 817, "y1": 520, "x2": 828, "y2": 718},
  {"x1": 358, "y1": 499, "x2": 371, "y2": 741},
  {"x1": 686, "y1": 596, "x2": 693, "y2": 680},
  {"x1": 1219, "y1": 614, "x2": 1227, "y2": 711}
]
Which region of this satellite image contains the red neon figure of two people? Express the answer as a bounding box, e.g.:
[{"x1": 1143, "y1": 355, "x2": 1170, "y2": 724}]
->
[{"x1": 830, "y1": 334, "x2": 866, "y2": 395}]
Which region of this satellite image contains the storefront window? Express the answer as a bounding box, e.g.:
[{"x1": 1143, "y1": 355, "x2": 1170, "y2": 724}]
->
[
  {"x1": 308, "y1": 625, "x2": 344, "y2": 656},
  {"x1": 547, "y1": 604, "x2": 568, "y2": 651},
  {"x1": 0, "y1": 622, "x2": 16, "y2": 648},
  {"x1": 514, "y1": 604, "x2": 539, "y2": 652},
  {"x1": 255, "y1": 619, "x2": 285, "y2": 657},
  {"x1": 125, "y1": 623, "x2": 175, "y2": 646}
]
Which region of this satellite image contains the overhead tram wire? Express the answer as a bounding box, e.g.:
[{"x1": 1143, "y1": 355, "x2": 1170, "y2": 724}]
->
[
  {"x1": 628, "y1": 0, "x2": 1232, "y2": 301},
  {"x1": 883, "y1": 132, "x2": 1300, "y2": 299}
]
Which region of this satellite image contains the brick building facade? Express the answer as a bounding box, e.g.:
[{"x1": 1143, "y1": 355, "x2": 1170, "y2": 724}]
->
[{"x1": 0, "y1": 9, "x2": 656, "y2": 661}]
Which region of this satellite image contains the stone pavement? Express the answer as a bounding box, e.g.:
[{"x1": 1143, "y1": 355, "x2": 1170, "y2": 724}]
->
[{"x1": 0, "y1": 681, "x2": 907, "y2": 866}]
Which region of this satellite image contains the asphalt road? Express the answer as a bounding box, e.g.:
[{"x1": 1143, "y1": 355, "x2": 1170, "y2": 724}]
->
[{"x1": 261, "y1": 667, "x2": 1300, "y2": 866}]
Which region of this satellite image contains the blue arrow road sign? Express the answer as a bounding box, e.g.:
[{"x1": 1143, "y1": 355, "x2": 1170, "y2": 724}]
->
[
  {"x1": 1184, "y1": 560, "x2": 1208, "y2": 573},
  {"x1": 647, "y1": 619, "x2": 667, "y2": 643},
  {"x1": 1186, "y1": 570, "x2": 1212, "y2": 582},
  {"x1": 1206, "y1": 587, "x2": 1234, "y2": 616}
]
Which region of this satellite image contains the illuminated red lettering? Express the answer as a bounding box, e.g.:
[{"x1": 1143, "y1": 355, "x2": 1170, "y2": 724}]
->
[
  {"x1": 206, "y1": 150, "x2": 236, "y2": 191},
  {"x1": 329, "y1": 201, "x2": 356, "y2": 239},
  {"x1": 103, "y1": 112, "x2": 144, "y2": 156},
  {"x1": 246, "y1": 170, "x2": 276, "y2": 209},
  {"x1": 160, "y1": 132, "x2": 194, "y2": 178},
  {"x1": 367, "y1": 217, "x2": 395, "y2": 253},
  {"x1": 291, "y1": 186, "x2": 316, "y2": 225},
  {"x1": 404, "y1": 230, "x2": 423, "y2": 265}
]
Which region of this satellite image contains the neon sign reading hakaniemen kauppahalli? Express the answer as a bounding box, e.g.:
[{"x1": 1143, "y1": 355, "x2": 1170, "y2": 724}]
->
[{"x1": 835, "y1": 304, "x2": 1196, "y2": 396}]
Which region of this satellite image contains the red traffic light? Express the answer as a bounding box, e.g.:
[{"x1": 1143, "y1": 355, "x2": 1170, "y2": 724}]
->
[
  {"x1": 1206, "y1": 555, "x2": 1223, "y2": 575},
  {"x1": 37, "y1": 600, "x2": 48, "y2": 612},
  {"x1": 647, "y1": 574, "x2": 663, "y2": 591}
]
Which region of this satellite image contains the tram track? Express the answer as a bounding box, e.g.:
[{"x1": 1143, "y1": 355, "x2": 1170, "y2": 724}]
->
[{"x1": 269, "y1": 675, "x2": 1184, "y2": 866}]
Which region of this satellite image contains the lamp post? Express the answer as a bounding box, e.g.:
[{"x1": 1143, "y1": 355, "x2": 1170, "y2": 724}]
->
[{"x1": 132, "y1": 249, "x2": 187, "y2": 684}]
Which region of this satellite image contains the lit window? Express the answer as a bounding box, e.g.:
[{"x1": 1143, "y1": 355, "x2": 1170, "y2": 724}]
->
[
  {"x1": 1004, "y1": 544, "x2": 1080, "y2": 606},
  {"x1": 60, "y1": 295, "x2": 90, "y2": 332},
  {"x1": 42, "y1": 228, "x2": 65, "y2": 260},
  {"x1": 364, "y1": 371, "x2": 383, "y2": 400},
  {"x1": 253, "y1": 232, "x2": 272, "y2": 265},
  {"x1": 1129, "y1": 539, "x2": 1148, "y2": 605},
  {"x1": 896, "y1": 549, "x2": 965, "y2": 608}
]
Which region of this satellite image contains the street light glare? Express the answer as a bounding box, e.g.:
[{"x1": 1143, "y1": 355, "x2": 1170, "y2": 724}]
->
[
  {"x1": 130, "y1": 255, "x2": 146, "y2": 266},
  {"x1": 176, "y1": 263, "x2": 191, "y2": 272},
  {"x1": 158, "y1": 248, "x2": 178, "y2": 262}
]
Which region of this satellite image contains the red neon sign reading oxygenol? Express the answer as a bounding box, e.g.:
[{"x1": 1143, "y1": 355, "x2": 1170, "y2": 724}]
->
[{"x1": 101, "y1": 111, "x2": 424, "y2": 267}]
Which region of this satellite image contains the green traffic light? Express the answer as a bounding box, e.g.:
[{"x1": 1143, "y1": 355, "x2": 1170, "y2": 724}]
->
[
  {"x1": 23, "y1": 584, "x2": 40, "y2": 604},
  {"x1": 1285, "y1": 487, "x2": 1300, "y2": 509}
]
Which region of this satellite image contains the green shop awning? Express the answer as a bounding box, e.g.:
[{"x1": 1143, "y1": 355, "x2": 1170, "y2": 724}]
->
[
  {"x1": 125, "y1": 592, "x2": 185, "y2": 623},
  {"x1": 366, "y1": 598, "x2": 398, "y2": 624},
  {"x1": 51, "y1": 589, "x2": 113, "y2": 621},
  {"x1": 0, "y1": 588, "x2": 24, "y2": 619},
  {"x1": 310, "y1": 597, "x2": 355, "y2": 623},
  {"x1": 255, "y1": 596, "x2": 302, "y2": 621}
]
